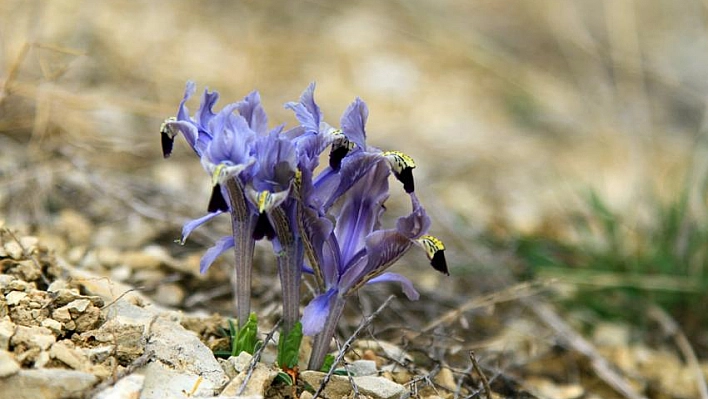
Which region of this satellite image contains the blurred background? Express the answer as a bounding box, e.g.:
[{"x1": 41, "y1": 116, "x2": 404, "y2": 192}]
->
[{"x1": 2, "y1": 0, "x2": 708, "y2": 395}]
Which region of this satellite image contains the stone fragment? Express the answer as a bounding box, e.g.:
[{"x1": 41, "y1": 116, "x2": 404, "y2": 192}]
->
[
  {"x1": 220, "y1": 362, "x2": 278, "y2": 397},
  {"x1": 0, "y1": 368, "x2": 98, "y2": 399},
  {"x1": 50, "y1": 340, "x2": 89, "y2": 371},
  {"x1": 0, "y1": 317, "x2": 16, "y2": 349},
  {"x1": 74, "y1": 304, "x2": 103, "y2": 332},
  {"x1": 300, "y1": 371, "x2": 352, "y2": 399},
  {"x1": 56, "y1": 209, "x2": 93, "y2": 245},
  {"x1": 3, "y1": 240, "x2": 24, "y2": 259},
  {"x1": 5, "y1": 291, "x2": 27, "y2": 306},
  {"x1": 143, "y1": 316, "x2": 228, "y2": 392},
  {"x1": 12, "y1": 260, "x2": 42, "y2": 281},
  {"x1": 11, "y1": 325, "x2": 55, "y2": 351},
  {"x1": 0, "y1": 349, "x2": 20, "y2": 377},
  {"x1": 0, "y1": 275, "x2": 15, "y2": 290},
  {"x1": 52, "y1": 306, "x2": 72, "y2": 324},
  {"x1": 122, "y1": 250, "x2": 162, "y2": 270},
  {"x1": 6, "y1": 279, "x2": 31, "y2": 292},
  {"x1": 348, "y1": 359, "x2": 378, "y2": 376},
  {"x1": 154, "y1": 282, "x2": 184, "y2": 307},
  {"x1": 41, "y1": 318, "x2": 63, "y2": 335},
  {"x1": 93, "y1": 374, "x2": 145, "y2": 399},
  {"x1": 67, "y1": 299, "x2": 91, "y2": 314},
  {"x1": 353, "y1": 375, "x2": 409, "y2": 399},
  {"x1": 433, "y1": 367, "x2": 456, "y2": 391}
]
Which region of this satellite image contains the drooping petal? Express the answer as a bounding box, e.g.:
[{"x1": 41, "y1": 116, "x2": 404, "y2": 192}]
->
[
  {"x1": 366, "y1": 272, "x2": 420, "y2": 300},
  {"x1": 340, "y1": 97, "x2": 368, "y2": 150},
  {"x1": 200, "y1": 235, "x2": 235, "y2": 274},
  {"x1": 164, "y1": 120, "x2": 200, "y2": 156},
  {"x1": 181, "y1": 211, "x2": 222, "y2": 243},
  {"x1": 301, "y1": 289, "x2": 336, "y2": 336}
]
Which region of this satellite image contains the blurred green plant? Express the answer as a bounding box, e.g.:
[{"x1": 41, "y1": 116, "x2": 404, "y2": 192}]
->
[
  {"x1": 515, "y1": 185, "x2": 708, "y2": 338},
  {"x1": 214, "y1": 313, "x2": 262, "y2": 358}
]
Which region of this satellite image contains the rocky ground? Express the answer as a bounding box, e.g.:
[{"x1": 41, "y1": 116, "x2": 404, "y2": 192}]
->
[{"x1": 2, "y1": 1, "x2": 708, "y2": 398}]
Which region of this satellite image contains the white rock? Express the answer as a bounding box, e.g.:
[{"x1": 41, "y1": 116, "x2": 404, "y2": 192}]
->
[
  {"x1": 41, "y1": 318, "x2": 63, "y2": 335},
  {"x1": 93, "y1": 374, "x2": 145, "y2": 399},
  {"x1": 354, "y1": 375, "x2": 409, "y2": 399},
  {"x1": 0, "y1": 317, "x2": 16, "y2": 350},
  {"x1": 67, "y1": 299, "x2": 91, "y2": 313},
  {"x1": 138, "y1": 316, "x2": 228, "y2": 398},
  {"x1": 0, "y1": 349, "x2": 20, "y2": 377},
  {"x1": 50, "y1": 341, "x2": 88, "y2": 371},
  {"x1": 0, "y1": 369, "x2": 97, "y2": 399},
  {"x1": 219, "y1": 362, "x2": 278, "y2": 397},
  {"x1": 347, "y1": 359, "x2": 378, "y2": 376},
  {"x1": 229, "y1": 351, "x2": 254, "y2": 373},
  {"x1": 4, "y1": 240, "x2": 24, "y2": 259},
  {"x1": 11, "y1": 325, "x2": 55, "y2": 351},
  {"x1": 5, "y1": 291, "x2": 28, "y2": 306}
]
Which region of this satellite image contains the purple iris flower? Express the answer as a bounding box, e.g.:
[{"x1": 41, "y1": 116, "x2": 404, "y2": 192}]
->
[{"x1": 161, "y1": 82, "x2": 303, "y2": 329}]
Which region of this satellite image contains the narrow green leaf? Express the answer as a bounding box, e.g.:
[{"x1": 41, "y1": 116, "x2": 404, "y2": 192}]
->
[{"x1": 277, "y1": 321, "x2": 303, "y2": 369}]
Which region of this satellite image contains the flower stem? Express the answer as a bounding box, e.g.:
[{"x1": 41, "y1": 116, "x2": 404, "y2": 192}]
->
[
  {"x1": 271, "y1": 206, "x2": 303, "y2": 334},
  {"x1": 225, "y1": 178, "x2": 256, "y2": 327},
  {"x1": 308, "y1": 293, "x2": 347, "y2": 371}
]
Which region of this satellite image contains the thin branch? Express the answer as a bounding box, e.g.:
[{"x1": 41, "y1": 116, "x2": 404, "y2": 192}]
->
[
  {"x1": 648, "y1": 305, "x2": 708, "y2": 399},
  {"x1": 469, "y1": 351, "x2": 491, "y2": 399},
  {"x1": 236, "y1": 320, "x2": 281, "y2": 397}
]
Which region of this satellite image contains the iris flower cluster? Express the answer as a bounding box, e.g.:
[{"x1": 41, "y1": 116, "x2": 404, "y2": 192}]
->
[{"x1": 161, "y1": 82, "x2": 448, "y2": 370}]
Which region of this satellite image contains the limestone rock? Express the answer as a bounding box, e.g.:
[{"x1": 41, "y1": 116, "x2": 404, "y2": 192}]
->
[
  {"x1": 0, "y1": 349, "x2": 20, "y2": 377},
  {"x1": 93, "y1": 374, "x2": 145, "y2": 399},
  {"x1": 0, "y1": 369, "x2": 97, "y2": 399}
]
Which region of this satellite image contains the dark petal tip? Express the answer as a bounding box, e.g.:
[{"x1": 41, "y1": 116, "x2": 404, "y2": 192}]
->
[
  {"x1": 253, "y1": 212, "x2": 276, "y2": 241},
  {"x1": 430, "y1": 250, "x2": 449, "y2": 275},
  {"x1": 161, "y1": 132, "x2": 174, "y2": 158},
  {"x1": 328, "y1": 146, "x2": 349, "y2": 171},
  {"x1": 207, "y1": 184, "x2": 229, "y2": 213},
  {"x1": 396, "y1": 168, "x2": 415, "y2": 193}
]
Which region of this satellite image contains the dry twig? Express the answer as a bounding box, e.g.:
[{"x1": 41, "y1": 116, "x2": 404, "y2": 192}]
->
[
  {"x1": 648, "y1": 304, "x2": 708, "y2": 399},
  {"x1": 530, "y1": 298, "x2": 646, "y2": 399}
]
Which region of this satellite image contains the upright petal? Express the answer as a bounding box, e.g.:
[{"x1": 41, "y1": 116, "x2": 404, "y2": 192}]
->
[
  {"x1": 285, "y1": 82, "x2": 321, "y2": 135},
  {"x1": 235, "y1": 91, "x2": 269, "y2": 135},
  {"x1": 340, "y1": 97, "x2": 368, "y2": 150}
]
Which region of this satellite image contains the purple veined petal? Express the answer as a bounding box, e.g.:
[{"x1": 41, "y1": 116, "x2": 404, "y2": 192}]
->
[
  {"x1": 181, "y1": 211, "x2": 223, "y2": 243},
  {"x1": 339, "y1": 229, "x2": 412, "y2": 295},
  {"x1": 301, "y1": 289, "x2": 336, "y2": 336},
  {"x1": 366, "y1": 272, "x2": 420, "y2": 300},
  {"x1": 285, "y1": 82, "x2": 321, "y2": 135},
  {"x1": 320, "y1": 152, "x2": 384, "y2": 210},
  {"x1": 235, "y1": 91, "x2": 268, "y2": 136},
  {"x1": 205, "y1": 112, "x2": 256, "y2": 167},
  {"x1": 340, "y1": 97, "x2": 368, "y2": 150},
  {"x1": 176, "y1": 81, "x2": 197, "y2": 121},
  {"x1": 396, "y1": 193, "x2": 431, "y2": 240},
  {"x1": 200, "y1": 235, "x2": 235, "y2": 274},
  {"x1": 333, "y1": 160, "x2": 390, "y2": 265},
  {"x1": 195, "y1": 88, "x2": 221, "y2": 132}
]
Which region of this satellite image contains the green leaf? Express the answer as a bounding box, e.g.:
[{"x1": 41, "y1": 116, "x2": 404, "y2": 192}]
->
[
  {"x1": 277, "y1": 321, "x2": 303, "y2": 369},
  {"x1": 274, "y1": 371, "x2": 293, "y2": 385},
  {"x1": 319, "y1": 354, "x2": 335, "y2": 372},
  {"x1": 232, "y1": 313, "x2": 261, "y2": 356}
]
